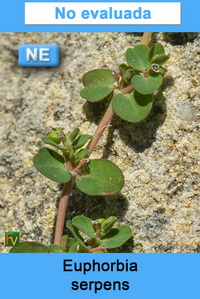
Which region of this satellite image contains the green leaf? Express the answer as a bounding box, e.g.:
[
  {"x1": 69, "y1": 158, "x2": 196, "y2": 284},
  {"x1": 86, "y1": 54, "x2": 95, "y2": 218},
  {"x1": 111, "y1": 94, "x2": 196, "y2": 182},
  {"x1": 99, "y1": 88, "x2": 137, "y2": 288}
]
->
[
  {"x1": 72, "y1": 216, "x2": 96, "y2": 238},
  {"x1": 68, "y1": 238, "x2": 78, "y2": 253},
  {"x1": 119, "y1": 64, "x2": 129, "y2": 80},
  {"x1": 9, "y1": 242, "x2": 49, "y2": 253},
  {"x1": 72, "y1": 134, "x2": 91, "y2": 149},
  {"x1": 82, "y1": 69, "x2": 115, "y2": 86},
  {"x1": 100, "y1": 225, "x2": 132, "y2": 249},
  {"x1": 48, "y1": 244, "x2": 63, "y2": 253},
  {"x1": 101, "y1": 216, "x2": 117, "y2": 235},
  {"x1": 131, "y1": 74, "x2": 163, "y2": 95},
  {"x1": 61, "y1": 235, "x2": 69, "y2": 251},
  {"x1": 42, "y1": 137, "x2": 65, "y2": 150},
  {"x1": 66, "y1": 220, "x2": 89, "y2": 252},
  {"x1": 94, "y1": 218, "x2": 105, "y2": 225},
  {"x1": 119, "y1": 64, "x2": 137, "y2": 83},
  {"x1": 149, "y1": 43, "x2": 165, "y2": 62},
  {"x1": 80, "y1": 85, "x2": 114, "y2": 102},
  {"x1": 69, "y1": 148, "x2": 75, "y2": 160},
  {"x1": 75, "y1": 159, "x2": 124, "y2": 196},
  {"x1": 67, "y1": 128, "x2": 80, "y2": 143},
  {"x1": 60, "y1": 235, "x2": 78, "y2": 253},
  {"x1": 126, "y1": 45, "x2": 151, "y2": 71},
  {"x1": 151, "y1": 54, "x2": 170, "y2": 65},
  {"x1": 81, "y1": 69, "x2": 115, "y2": 102},
  {"x1": 112, "y1": 91, "x2": 153, "y2": 123},
  {"x1": 158, "y1": 66, "x2": 166, "y2": 76},
  {"x1": 125, "y1": 69, "x2": 137, "y2": 81},
  {"x1": 47, "y1": 128, "x2": 63, "y2": 144},
  {"x1": 33, "y1": 147, "x2": 71, "y2": 183},
  {"x1": 74, "y1": 148, "x2": 89, "y2": 162}
]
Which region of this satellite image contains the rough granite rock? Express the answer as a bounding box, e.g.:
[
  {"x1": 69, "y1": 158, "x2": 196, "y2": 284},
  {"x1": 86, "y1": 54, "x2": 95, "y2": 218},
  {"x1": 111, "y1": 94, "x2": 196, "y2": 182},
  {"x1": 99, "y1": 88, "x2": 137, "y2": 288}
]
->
[{"x1": 0, "y1": 32, "x2": 199, "y2": 253}]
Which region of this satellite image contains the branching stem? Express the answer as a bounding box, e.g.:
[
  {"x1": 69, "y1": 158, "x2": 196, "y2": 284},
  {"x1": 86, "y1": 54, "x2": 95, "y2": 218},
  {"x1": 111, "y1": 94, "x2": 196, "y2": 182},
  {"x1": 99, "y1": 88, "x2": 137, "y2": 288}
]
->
[
  {"x1": 54, "y1": 32, "x2": 153, "y2": 245},
  {"x1": 74, "y1": 100, "x2": 115, "y2": 172}
]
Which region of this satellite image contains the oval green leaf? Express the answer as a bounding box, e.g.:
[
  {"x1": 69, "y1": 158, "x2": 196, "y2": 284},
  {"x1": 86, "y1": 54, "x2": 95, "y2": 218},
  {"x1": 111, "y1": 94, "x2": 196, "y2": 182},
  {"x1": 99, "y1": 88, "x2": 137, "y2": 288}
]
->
[
  {"x1": 149, "y1": 43, "x2": 165, "y2": 62},
  {"x1": 82, "y1": 69, "x2": 115, "y2": 86},
  {"x1": 9, "y1": 242, "x2": 49, "y2": 253},
  {"x1": 100, "y1": 225, "x2": 132, "y2": 249},
  {"x1": 33, "y1": 147, "x2": 71, "y2": 183},
  {"x1": 68, "y1": 238, "x2": 78, "y2": 253},
  {"x1": 158, "y1": 66, "x2": 166, "y2": 76},
  {"x1": 101, "y1": 216, "x2": 117, "y2": 235},
  {"x1": 61, "y1": 235, "x2": 69, "y2": 251},
  {"x1": 119, "y1": 64, "x2": 137, "y2": 83},
  {"x1": 112, "y1": 91, "x2": 153, "y2": 123},
  {"x1": 131, "y1": 74, "x2": 163, "y2": 94},
  {"x1": 151, "y1": 54, "x2": 170, "y2": 65},
  {"x1": 81, "y1": 70, "x2": 116, "y2": 102},
  {"x1": 74, "y1": 148, "x2": 89, "y2": 162},
  {"x1": 125, "y1": 69, "x2": 137, "y2": 82},
  {"x1": 47, "y1": 128, "x2": 63, "y2": 144},
  {"x1": 119, "y1": 63, "x2": 129, "y2": 81},
  {"x1": 80, "y1": 85, "x2": 114, "y2": 102},
  {"x1": 126, "y1": 45, "x2": 151, "y2": 71},
  {"x1": 72, "y1": 134, "x2": 91, "y2": 149},
  {"x1": 75, "y1": 159, "x2": 124, "y2": 196},
  {"x1": 67, "y1": 128, "x2": 80, "y2": 142},
  {"x1": 72, "y1": 216, "x2": 96, "y2": 238},
  {"x1": 42, "y1": 137, "x2": 65, "y2": 150},
  {"x1": 66, "y1": 220, "x2": 89, "y2": 252}
]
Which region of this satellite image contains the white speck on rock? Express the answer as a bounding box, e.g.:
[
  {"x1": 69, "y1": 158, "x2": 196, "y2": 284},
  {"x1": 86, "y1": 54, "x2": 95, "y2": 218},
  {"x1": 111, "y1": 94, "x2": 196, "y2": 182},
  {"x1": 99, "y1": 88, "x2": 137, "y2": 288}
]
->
[{"x1": 178, "y1": 102, "x2": 197, "y2": 122}]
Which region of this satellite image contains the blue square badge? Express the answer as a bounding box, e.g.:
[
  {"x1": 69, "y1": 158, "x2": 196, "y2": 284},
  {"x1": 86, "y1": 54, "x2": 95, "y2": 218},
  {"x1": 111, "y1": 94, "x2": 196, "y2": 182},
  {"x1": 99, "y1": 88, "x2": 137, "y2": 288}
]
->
[{"x1": 18, "y1": 45, "x2": 60, "y2": 67}]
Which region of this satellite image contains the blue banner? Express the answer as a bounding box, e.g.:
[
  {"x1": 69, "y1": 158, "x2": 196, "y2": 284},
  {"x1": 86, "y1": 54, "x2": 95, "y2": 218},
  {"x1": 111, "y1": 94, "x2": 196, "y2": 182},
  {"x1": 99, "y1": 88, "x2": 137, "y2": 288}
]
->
[
  {"x1": 0, "y1": 0, "x2": 199, "y2": 32},
  {"x1": 1, "y1": 253, "x2": 199, "y2": 298}
]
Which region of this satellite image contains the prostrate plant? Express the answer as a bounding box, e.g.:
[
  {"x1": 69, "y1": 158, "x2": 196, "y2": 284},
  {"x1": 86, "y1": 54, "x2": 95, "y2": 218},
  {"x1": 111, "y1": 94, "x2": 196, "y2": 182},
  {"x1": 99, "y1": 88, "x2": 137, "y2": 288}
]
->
[
  {"x1": 10, "y1": 216, "x2": 132, "y2": 253},
  {"x1": 81, "y1": 42, "x2": 169, "y2": 123},
  {"x1": 9, "y1": 33, "x2": 170, "y2": 253},
  {"x1": 33, "y1": 128, "x2": 124, "y2": 196}
]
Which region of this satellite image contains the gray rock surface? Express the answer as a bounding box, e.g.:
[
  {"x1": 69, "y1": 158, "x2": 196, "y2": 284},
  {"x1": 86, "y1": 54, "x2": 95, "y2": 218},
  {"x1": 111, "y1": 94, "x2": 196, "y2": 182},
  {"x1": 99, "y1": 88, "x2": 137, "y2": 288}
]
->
[{"x1": 0, "y1": 32, "x2": 199, "y2": 253}]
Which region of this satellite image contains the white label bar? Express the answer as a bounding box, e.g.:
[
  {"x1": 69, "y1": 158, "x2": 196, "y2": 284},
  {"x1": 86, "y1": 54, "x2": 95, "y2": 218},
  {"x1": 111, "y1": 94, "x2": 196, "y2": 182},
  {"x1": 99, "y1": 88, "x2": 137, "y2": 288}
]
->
[{"x1": 25, "y1": 2, "x2": 181, "y2": 25}]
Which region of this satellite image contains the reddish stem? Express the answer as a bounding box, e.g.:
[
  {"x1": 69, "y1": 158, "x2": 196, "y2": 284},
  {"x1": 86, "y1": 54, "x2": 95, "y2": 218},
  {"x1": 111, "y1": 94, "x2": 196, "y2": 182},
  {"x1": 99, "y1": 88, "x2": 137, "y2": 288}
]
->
[
  {"x1": 54, "y1": 179, "x2": 74, "y2": 246},
  {"x1": 89, "y1": 245, "x2": 106, "y2": 253},
  {"x1": 88, "y1": 102, "x2": 114, "y2": 156},
  {"x1": 122, "y1": 85, "x2": 134, "y2": 94},
  {"x1": 54, "y1": 32, "x2": 153, "y2": 245},
  {"x1": 83, "y1": 33, "x2": 153, "y2": 160},
  {"x1": 140, "y1": 32, "x2": 153, "y2": 45}
]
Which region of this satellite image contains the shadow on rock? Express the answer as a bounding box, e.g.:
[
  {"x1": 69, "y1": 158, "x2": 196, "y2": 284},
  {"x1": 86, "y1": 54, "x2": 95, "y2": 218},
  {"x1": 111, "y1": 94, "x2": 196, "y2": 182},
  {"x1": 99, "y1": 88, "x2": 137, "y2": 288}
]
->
[
  {"x1": 163, "y1": 32, "x2": 198, "y2": 45},
  {"x1": 67, "y1": 189, "x2": 129, "y2": 220},
  {"x1": 82, "y1": 97, "x2": 110, "y2": 125},
  {"x1": 125, "y1": 32, "x2": 159, "y2": 47},
  {"x1": 109, "y1": 236, "x2": 134, "y2": 253},
  {"x1": 82, "y1": 73, "x2": 174, "y2": 156},
  {"x1": 101, "y1": 121, "x2": 115, "y2": 159},
  {"x1": 101, "y1": 90, "x2": 167, "y2": 154},
  {"x1": 106, "y1": 75, "x2": 174, "y2": 154},
  {"x1": 66, "y1": 189, "x2": 133, "y2": 252},
  {"x1": 51, "y1": 188, "x2": 130, "y2": 243}
]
